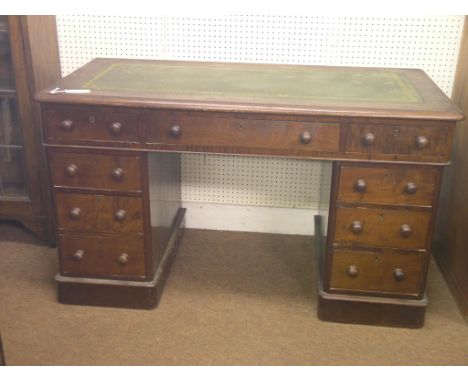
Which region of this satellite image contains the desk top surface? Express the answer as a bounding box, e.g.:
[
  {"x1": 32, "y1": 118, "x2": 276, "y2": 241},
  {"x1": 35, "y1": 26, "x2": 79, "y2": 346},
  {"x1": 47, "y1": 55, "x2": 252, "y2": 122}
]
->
[{"x1": 37, "y1": 58, "x2": 463, "y2": 121}]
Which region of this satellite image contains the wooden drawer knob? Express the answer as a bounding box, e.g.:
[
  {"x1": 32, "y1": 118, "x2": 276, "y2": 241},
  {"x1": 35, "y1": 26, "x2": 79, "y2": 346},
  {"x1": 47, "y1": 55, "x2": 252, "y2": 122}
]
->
[
  {"x1": 348, "y1": 265, "x2": 359, "y2": 277},
  {"x1": 299, "y1": 131, "x2": 312, "y2": 144},
  {"x1": 416, "y1": 136, "x2": 429, "y2": 149},
  {"x1": 60, "y1": 119, "x2": 74, "y2": 132},
  {"x1": 394, "y1": 268, "x2": 405, "y2": 281},
  {"x1": 354, "y1": 179, "x2": 367, "y2": 192},
  {"x1": 400, "y1": 224, "x2": 412, "y2": 237},
  {"x1": 65, "y1": 164, "x2": 78, "y2": 177},
  {"x1": 351, "y1": 220, "x2": 363, "y2": 233},
  {"x1": 404, "y1": 182, "x2": 417, "y2": 195},
  {"x1": 69, "y1": 207, "x2": 82, "y2": 220},
  {"x1": 111, "y1": 168, "x2": 124, "y2": 181},
  {"x1": 72, "y1": 249, "x2": 84, "y2": 261},
  {"x1": 118, "y1": 253, "x2": 129, "y2": 264},
  {"x1": 109, "y1": 122, "x2": 122, "y2": 135},
  {"x1": 170, "y1": 125, "x2": 182, "y2": 138},
  {"x1": 114, "y1": 209, "x2": 126, "y2": 221},
  {"x1": 362, "y1": 132, "x2": 376, "y2": 146}
]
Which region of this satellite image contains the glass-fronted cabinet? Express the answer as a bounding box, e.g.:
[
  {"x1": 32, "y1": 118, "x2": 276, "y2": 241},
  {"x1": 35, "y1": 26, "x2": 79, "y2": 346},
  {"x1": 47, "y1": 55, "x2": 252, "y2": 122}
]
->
[
  {"x1": 0, "y1": 16, "x2": 61, "y2": 243},
  {"x1": 0, "y1": 16, "x2": 27, "y2": 197}
]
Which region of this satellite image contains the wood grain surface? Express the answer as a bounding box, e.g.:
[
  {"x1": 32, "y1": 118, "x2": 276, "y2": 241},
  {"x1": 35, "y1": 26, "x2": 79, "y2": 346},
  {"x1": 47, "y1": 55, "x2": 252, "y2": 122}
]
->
[
  {"x1": 58, "y1": 233, "x2": 146, "y2": 279},
  {"x1": 329, "y1": 248, "x2": 425, "y2": 297},
  {"x1": 337, "y1": 163, "x2": 438, "y2": 206},
  {"x1": 334, "y1": 206, "x2": 432, "y2": 249}
]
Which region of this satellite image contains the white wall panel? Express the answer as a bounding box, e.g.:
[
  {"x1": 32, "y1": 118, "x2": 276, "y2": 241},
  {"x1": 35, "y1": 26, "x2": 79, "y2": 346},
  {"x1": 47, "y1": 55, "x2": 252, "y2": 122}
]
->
[{"x1": 55, "y1": 16, "x2": 464, "y2": 233}]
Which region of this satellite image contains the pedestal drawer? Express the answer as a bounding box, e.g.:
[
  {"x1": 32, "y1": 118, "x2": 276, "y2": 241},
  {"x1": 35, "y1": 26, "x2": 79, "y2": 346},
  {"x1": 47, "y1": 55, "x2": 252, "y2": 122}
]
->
[
  {"x1": 329, "y1": 248, "x2": 426, "y2": 297},
  {"x1": 334, "y1": 206, "x2": 431, "y2": 249},
  {"x1": 59, "y1": 234, "x2": 146, "y2": 279},
  {"x1": 55, "y1": 192, "x2": 144, "y2": 234},
  {"x1": 337, "y1": 164, "x2": 438, "y2": 206},
  {"x1": 49, "y1": 150, "x2": 142, "y2": 192}
]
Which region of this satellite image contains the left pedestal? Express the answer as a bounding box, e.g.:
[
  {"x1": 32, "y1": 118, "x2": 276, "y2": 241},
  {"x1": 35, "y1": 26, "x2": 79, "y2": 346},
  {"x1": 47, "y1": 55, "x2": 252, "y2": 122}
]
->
[{"x1": 47, "y1": 144, "x2": 183, "y2": 309}]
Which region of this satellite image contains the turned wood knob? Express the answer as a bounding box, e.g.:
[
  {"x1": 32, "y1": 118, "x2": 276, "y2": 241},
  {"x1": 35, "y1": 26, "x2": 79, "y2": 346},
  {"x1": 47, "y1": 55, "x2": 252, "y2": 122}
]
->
[
  {"x1": 60, "y1": 119, "x2": 74, "y2": 132},
  {"x1": 114, "y1": 209, "x2": 126, "y2": 221},
  {"x1": 65, "y1": 164, "x2": 78, "y2": 177},
  {"x1": 170, "y1": 125, "x2": 182, "y2": 138},
  {"x1": 69, "y1": 207, "x2": 82, "y2": 219},
  {"x1": 404, "y1": 182, "x2": 417, "y2": 195},
  {"x1": 72, "y1": 249, "x2": 84, "y2": 261},
  {"x1": 351, "y1": 220, "x2": 363, "y2": 233},
  {"x1": 299, "y1": 131, "x2": 312, "y2": 144},
  {"x1": 354, "y1": 179, "x2": 367, "y2": 192},
  {"x1": 415, "y1": 136, "x2": 429, "y2": 149},
  {"x1": 400, "y1": 224, "x2": 412, "y2": 237},
  {"x1": 109, "y1": 122, "x2": 122, "y2": 135},
  {"x1": 362, "y1": 132, "x2": 376, "y2": 146},
  {"x1": 118, "y1": 253, "x2": 129, "y2": 264},
  {"x1": 111, "y1": 168, "x2": 124, "y2": 181},
  {"x1": 394, "y1": 268, "x2": 405, "y2": 281},
  {"x1": 348, "y1": 265, "x2": 359, "y2": 278}
]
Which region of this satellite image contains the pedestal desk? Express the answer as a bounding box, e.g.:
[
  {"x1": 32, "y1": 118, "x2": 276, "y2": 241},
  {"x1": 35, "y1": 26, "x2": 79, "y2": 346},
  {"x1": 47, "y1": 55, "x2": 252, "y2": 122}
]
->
[{"x1": 36, "y1": 59, "x2": 464, "y2": 328}]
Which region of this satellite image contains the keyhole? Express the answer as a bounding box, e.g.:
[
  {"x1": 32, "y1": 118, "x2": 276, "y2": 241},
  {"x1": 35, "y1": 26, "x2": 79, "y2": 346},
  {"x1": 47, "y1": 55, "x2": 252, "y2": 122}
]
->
[
  {"x1": 393, "y1": 129, "x2": 400, "y2": 136},
  {"x1": 89, "y1": 115, "x2": 96, "y2": 124},
  {"x1": 378, "y1": 213, "x2": 384, "y2": 220},
  {"x1": 237, "y1": 123, "x2": 244, "y2": 130}
]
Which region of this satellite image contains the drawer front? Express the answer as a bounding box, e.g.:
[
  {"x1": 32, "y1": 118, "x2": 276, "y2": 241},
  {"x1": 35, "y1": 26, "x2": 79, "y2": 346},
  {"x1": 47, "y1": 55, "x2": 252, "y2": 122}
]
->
[
  {"x1": 148, "y1": 111, "x2": 340, "y2": 153},
  {"x1": 49, "y1": 151, "x2": 142, "y2": 192},
  {"x1": 329, "y1": 249, "x2": 425, "y2": 296},
  {"x1": 59, "y1": 234, "x2": 146, "y2": 278},
  {"x1": 55, "y1": 192, "x2": 144, "y2": 234},
  {"x1": 44, "y1": 106, "x2": 140, "y2": 144},
  {"x1": 337, "y1": 164, "x2": 438, "y2": 206},
  {"x1": 345, "y1": 124, "x2": 449, "y2": 159},
  {"x1": 334, "y1": 206, "x2": 431, "y2": 249}
]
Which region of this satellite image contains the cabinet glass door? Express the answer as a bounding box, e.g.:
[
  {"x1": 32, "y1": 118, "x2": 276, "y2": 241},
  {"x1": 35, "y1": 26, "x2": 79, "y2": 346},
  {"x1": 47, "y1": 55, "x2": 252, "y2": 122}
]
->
[{"x1": 0, "y1": 16, "x2": 27, "y2": 197}]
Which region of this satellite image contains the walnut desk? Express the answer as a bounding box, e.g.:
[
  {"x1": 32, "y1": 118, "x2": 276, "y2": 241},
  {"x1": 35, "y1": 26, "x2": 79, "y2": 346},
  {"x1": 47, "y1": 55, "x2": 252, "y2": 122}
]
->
[{"x1": 36, "y1": 59, "x2": 464, "y2": 328}]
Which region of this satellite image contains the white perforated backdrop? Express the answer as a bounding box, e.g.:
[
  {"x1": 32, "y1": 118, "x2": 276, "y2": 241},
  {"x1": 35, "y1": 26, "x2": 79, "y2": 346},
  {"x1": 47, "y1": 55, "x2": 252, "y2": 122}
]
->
[{"x1": 55, "y1": 16, "x2": 464, "y2": 232}]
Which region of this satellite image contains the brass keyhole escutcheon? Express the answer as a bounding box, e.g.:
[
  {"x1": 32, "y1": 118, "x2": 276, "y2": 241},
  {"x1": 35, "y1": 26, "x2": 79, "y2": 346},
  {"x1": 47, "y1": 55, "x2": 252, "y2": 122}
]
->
[
  {"x1": 89, "y1": 115, "x2": 96, "y2": 124},
  {"x1": 378, "y1": 213, "x2": 384, "y2": 221},
  {"x1": 393, "y1": 128, "x2": 400, "y2": 136}
]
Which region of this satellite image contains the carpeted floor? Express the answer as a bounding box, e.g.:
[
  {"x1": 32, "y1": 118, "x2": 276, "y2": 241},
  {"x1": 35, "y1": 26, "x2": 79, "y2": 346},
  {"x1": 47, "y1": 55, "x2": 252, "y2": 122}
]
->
[{"x1": 0, "y1": 221, "x2": 467, "y2": 365}]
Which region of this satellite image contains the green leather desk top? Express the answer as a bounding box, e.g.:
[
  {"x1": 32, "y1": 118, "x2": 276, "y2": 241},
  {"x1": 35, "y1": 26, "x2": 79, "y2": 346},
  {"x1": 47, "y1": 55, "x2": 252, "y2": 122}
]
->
[
  {"x1": 36, "y1": 58, "x2": 464, "y2": 121},
  {"x1": 84, "y1": 62, "x2": 422, "y2": 104}
]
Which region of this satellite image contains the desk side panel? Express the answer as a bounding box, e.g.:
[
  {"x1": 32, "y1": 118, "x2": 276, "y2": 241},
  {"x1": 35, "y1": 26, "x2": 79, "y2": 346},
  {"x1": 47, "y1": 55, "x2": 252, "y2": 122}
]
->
[{"x1": 148, "y1": 152, "x2": 182, "y2": 274}]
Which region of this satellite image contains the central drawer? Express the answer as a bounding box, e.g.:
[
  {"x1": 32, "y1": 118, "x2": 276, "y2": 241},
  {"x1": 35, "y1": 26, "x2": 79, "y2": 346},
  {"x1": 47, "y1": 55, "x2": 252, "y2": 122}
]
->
[
  {"x1": 147, "y1": 110, "x2": 340, "y2": 153},
  {"x1": 334, "y1": 206, "x2": 431, "y2": 249},
  {"x1": 55, "y1": 192, "x2": 144, "y2": 234}
]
